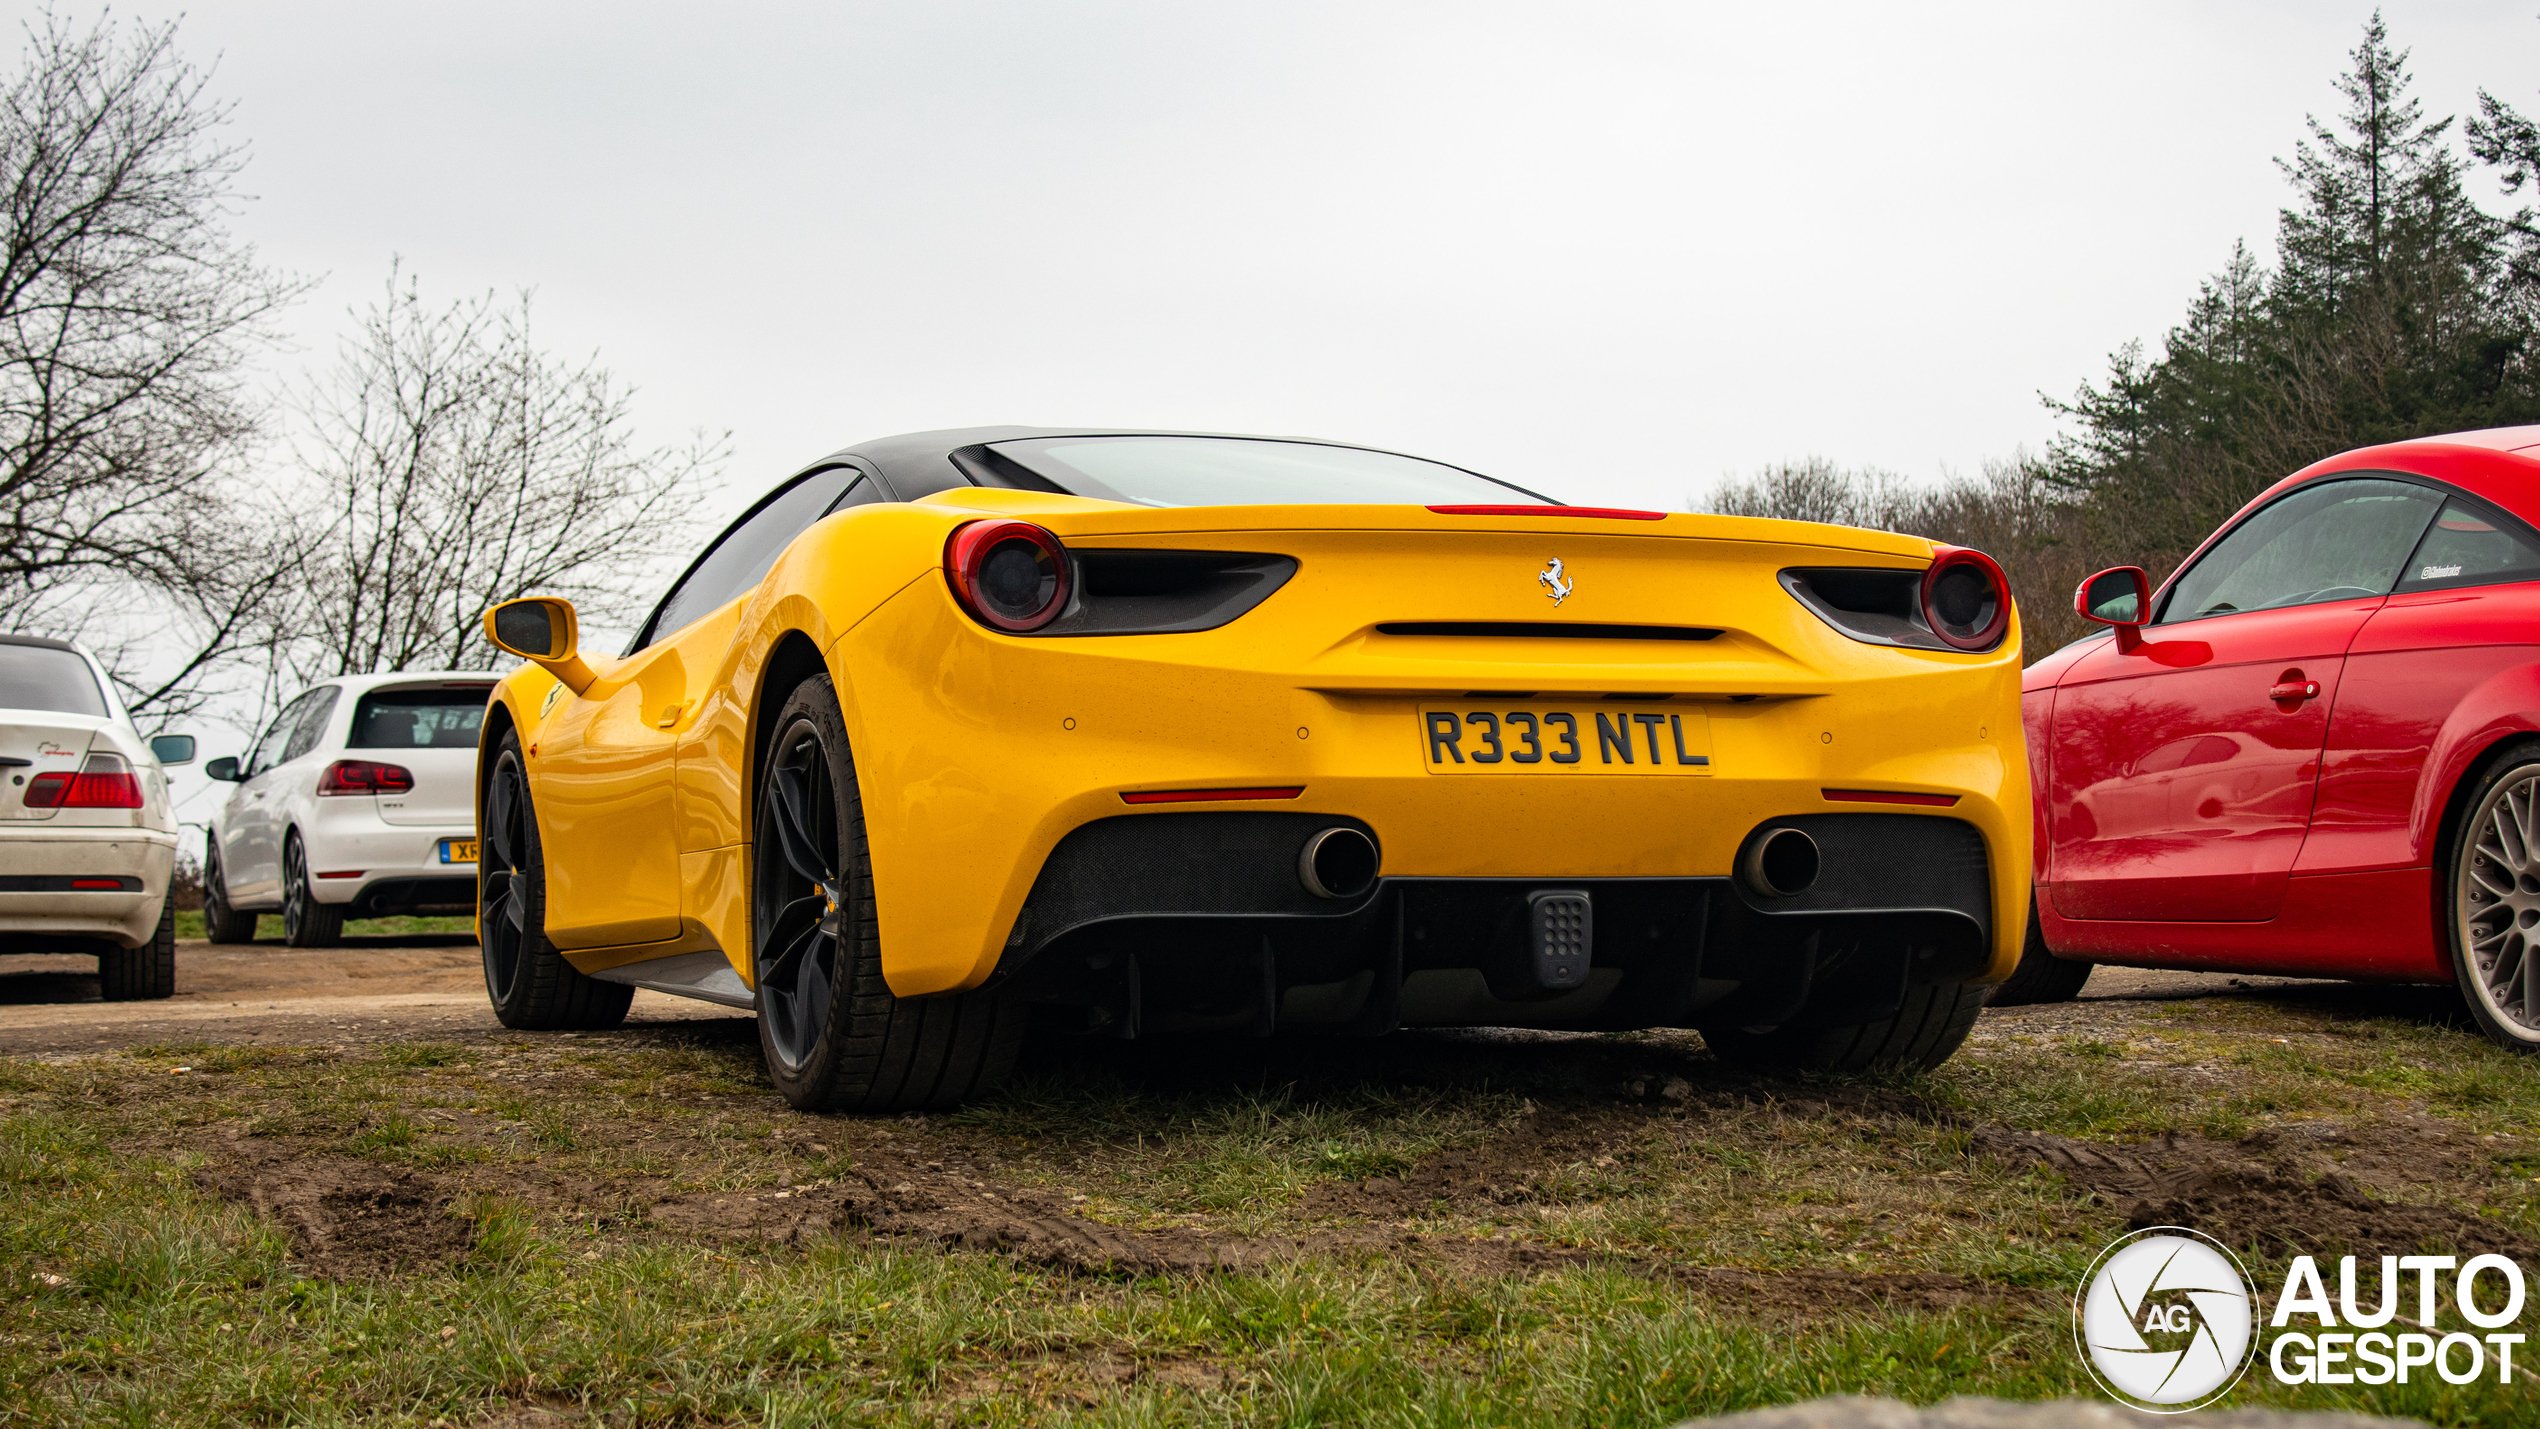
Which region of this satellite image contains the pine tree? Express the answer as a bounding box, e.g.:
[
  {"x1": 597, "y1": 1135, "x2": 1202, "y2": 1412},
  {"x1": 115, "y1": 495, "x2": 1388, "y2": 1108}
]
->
[{"x1": 2046, "y1": 12, "x2": 2540, "y2": 579}]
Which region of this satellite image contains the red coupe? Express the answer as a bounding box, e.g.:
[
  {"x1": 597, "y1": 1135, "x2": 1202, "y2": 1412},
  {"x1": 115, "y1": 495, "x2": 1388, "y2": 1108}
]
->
[{"x1": 2004, "y1": 425, "x2": 2540, "y2": 1051}]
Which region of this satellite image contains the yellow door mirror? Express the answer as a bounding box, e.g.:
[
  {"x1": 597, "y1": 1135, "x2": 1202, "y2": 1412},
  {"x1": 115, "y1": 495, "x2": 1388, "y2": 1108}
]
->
[{"x1": 484, "y1": 597, "x2": 597, "y2": 694}]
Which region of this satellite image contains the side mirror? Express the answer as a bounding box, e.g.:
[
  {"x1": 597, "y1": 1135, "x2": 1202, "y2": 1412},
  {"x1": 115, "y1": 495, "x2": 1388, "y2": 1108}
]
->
[
  {"x1": 148, "y1": 734, "x2": 196, "y2": 766},
  {"x1": 483, "y1": 596, "x2": 596, "y2": 696},
  {"x1": 204, "y1": 755, "x2": 241, "y2": 782},
  {"x1": 2074, "y1": 566, "x2": 2152, "y2": 652}
]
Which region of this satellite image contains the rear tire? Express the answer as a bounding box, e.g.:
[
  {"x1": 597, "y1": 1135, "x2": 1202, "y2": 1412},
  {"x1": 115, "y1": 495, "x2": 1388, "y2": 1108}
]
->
[
  {"x1": 280, "y1": 835, "x2": 344, "y2": 949},
  {"x1": 1701, "y1": 980, "x2": 1988, "y2": 1073},
  {"x1": 201, "y1": 842, "x2": 257, "y2": 944},
  {"x1": 1986, "y1": 901, "x2": 2093, "y2": 1007},
  {"x1": 479, "y1": 732, "x2": 633, "y2": 1031},
  {"x1": 99, "y1": 895, "x2": 176, "y2": 1001},
  {"x1": 752, "y1": 675, "x2": 1024, "y2": 1112}
]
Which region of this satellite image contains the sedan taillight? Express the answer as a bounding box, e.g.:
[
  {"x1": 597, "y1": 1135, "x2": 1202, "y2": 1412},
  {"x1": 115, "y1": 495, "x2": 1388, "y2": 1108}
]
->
[
  {"x1": 24, "y1": 753, "x2": 144, "y2": 809},
  {"x1": 317, "y1": 759, "x2": 415, "y2": 796},
  {"x1": 944, "y1": 520, "x2": 1073, "y2": 632},
  {"x1": 1920, "y1": 546, "x2": 2013, "y2": 651}
]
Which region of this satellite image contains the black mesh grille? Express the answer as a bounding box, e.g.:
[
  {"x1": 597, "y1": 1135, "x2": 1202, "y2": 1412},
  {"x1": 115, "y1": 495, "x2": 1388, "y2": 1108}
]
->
[
  {"x1": 1015, "y1": 812, "x2": 1380, "y2": 953},
  {"x1": 1730, "y1": 813, "x2": 1991, "y2": 939}
]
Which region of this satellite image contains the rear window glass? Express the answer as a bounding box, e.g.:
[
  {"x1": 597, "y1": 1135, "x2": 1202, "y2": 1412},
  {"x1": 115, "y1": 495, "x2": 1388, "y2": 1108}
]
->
[
  {"x1": 0, "y1": 643, "x2": 106, "y2": 717},
  {"x1": 2395, "y1": 498, "x2": 2540, "y2": 592},
  {"x1": 984, "y1": 436, "x2": 1546, "y2": 508},
  {"x1": 348, "y1": 687, "x2": 492, "y2": 749}
]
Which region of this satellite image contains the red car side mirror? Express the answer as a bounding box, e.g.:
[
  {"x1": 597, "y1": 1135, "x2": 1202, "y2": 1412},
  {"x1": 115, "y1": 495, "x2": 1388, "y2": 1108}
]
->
[{"x1": 2074, "y1": 566, "x2": 2152, "y2": 652}]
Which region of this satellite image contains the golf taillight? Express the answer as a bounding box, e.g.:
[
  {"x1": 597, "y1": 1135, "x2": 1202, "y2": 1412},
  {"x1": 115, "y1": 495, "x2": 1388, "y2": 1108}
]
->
[
  {"x1": 318, "y1": 759, "x2": 414, "y2": 796},
  {"x1": 1920, "y1": 546, "x2": 2012, "y2": 651},
  {"x1": 24, "y1": 753, "x2": 143, "y2": 809},
  {"x1": 944, "y1": 520, "x2": 1072, "y2": 633}
]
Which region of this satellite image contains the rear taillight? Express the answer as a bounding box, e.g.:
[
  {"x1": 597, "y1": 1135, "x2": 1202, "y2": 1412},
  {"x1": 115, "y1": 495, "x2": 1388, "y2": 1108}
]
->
[
  {"x1": 944, "y1": 520, "x2": 1072, "y2": 632},
  {"x1": 24, "y1": 753, "x2": 144, "y2": 809},
  {"x1": 318, "y1": 759, "x2": 415, "y2": 796},
  {"x1": 1920, "y1": 546, "x2": 2012, "y2": 651}
]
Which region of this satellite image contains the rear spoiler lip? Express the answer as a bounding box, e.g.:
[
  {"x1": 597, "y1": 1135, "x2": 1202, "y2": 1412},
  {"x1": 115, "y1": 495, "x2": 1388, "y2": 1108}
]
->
[{"x1": 1425, "y1": 504, "x2": 1667, "y2": 521}]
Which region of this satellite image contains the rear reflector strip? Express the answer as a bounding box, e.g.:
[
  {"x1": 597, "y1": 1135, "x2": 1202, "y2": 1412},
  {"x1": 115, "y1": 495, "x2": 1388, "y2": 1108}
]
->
[
  {"x1": 1121, "y1": 786, "x2": 1305, "y2": 805},
  {"x1": 1426, "y1": 504, "x2": 1666, "y2": 520},
  {"x1": 0, "y1": 875, "x2": 143, "y2": 892},
  {"x1": 316, "y1": 870, "x2": 366, "y2": 880},
  {"x1": 1822, "y1": 788, "x2": 1960, "y2": 807}
]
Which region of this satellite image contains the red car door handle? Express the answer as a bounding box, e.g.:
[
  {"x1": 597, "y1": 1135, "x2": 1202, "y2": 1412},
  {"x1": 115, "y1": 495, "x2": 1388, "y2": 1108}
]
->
[{"x1": 2269, "y1": 680, "x2": 2322, "y2": 702}]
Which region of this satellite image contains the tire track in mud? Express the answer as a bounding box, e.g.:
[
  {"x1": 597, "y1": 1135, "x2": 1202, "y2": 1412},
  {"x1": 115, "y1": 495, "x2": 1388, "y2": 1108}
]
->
[
  {"x1": 1967, "y1": 1123, "x2": 2538, "y2": 1261},
  {"x1": 196, "y1": 1144, "x2": 476, "y2": 1278}
]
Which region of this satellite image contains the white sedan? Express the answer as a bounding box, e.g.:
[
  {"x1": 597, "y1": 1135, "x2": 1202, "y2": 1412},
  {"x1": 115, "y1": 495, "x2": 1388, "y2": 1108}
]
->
[
  {"x1": 203, "y1": 672, "x2": 491, "y2": 947},
  {"x1": 0, "y1": 634, "x2": 194, "y2": 998}
]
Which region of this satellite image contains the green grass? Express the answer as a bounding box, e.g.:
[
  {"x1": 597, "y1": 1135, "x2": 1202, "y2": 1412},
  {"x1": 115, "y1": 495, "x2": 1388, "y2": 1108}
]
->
[
  {"x1": 4, "y1": 985, "x2": 2537, "y2": 1424},
  {"x1": 173, "y1": 912, "x2": 474, "y2": 940}
]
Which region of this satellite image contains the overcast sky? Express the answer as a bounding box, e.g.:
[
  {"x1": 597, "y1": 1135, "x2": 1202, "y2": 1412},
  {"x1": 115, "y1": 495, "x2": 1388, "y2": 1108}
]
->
[
  {"x1": 47, "y1": 0, "x2": 2540, "y2": 530},
  {"x1": 27, "y1": 0, "x2": 2540, "y2": 807}
]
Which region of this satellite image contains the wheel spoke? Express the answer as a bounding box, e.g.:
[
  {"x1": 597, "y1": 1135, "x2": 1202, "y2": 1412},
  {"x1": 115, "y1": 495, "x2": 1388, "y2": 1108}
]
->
[
  {"x1": 798, "y1": 939, "x2": 832, "y2": 1024},
  {"x1": 485, "y1": 771, "x2": 518, "y2": 868},
  {"x1": 2493, "y1": 807, "x2": 2530, "y2": 874},
  {"x1": 768, "y1": 760, "x2": 830, "y2": 883},
  {"x1": 760, "y1": 897, "x2": 823, "y2": 983}
]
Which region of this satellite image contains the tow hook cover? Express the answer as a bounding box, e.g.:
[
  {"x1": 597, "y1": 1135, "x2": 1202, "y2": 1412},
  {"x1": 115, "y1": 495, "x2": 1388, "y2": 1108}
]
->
[{"x1": 1527, "y1": 889, "x2": 1593, "y2": 990}]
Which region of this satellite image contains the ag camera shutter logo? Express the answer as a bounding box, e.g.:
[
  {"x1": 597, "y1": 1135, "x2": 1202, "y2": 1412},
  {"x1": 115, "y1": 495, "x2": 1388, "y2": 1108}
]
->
[{"x1": 2076, "y1": 1226, "x2": 2258, "y2": 1411}]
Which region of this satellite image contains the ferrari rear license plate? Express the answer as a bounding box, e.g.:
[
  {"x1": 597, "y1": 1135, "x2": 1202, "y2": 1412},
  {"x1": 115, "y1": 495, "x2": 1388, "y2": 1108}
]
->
[
  {"x1": 1419, "y1": 706, "x2": 1711, "y2": 774},
  {"x1": 440, "y1": 839, "x2": 478, "y2": 864}
]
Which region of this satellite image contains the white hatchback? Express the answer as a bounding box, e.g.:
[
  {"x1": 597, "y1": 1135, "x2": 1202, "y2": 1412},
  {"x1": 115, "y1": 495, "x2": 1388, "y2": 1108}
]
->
[
  {"x1": 0, "y1": 634, "x2": 194, "y2": 997},
  {"x1": 203, "y1": 673, "x2": 492, "y2": 947}
]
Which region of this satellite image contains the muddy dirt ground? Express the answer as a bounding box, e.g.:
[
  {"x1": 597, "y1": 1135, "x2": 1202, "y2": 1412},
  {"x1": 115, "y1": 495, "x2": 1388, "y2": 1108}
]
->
[
  {"x1": 7, "y1": 938, "x2": 2529, "y2": 1296},
  {"x1": 10, "y1": 937, "x2": 2537, "y2": 1422}
]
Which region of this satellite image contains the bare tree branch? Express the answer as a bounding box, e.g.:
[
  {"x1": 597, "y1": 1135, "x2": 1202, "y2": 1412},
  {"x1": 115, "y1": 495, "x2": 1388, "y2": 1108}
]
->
[{"x1": 281, "y1": 265, "x2": 720, "y2": 679}]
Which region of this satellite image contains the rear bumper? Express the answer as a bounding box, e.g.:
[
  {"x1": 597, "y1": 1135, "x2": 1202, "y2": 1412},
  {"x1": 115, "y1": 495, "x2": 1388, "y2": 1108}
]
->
[
  {"x1": 829, "y1": 580, "x2": 2028, "y2": 997},
  {"x1": 995, "y1": 809, "x2": 1997, "y2": 1035},
  {"x1": 297, "y1": 802, "x2": 474, "y2": 910},
  {"x1": 0, "y1": 830, "x2": 174, "y2": 948}
]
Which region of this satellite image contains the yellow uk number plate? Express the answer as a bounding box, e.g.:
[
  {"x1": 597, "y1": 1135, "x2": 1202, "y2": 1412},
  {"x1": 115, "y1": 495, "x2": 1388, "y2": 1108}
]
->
[
  {"x1": 1418, "y1": 706, "x2": 1711, "y2": 775},
  {"x1": 439, "y1": 839, "x2": 479, "y2": 864}
]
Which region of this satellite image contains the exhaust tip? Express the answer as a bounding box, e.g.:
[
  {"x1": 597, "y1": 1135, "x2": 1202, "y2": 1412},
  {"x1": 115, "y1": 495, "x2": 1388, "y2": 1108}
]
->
[
  {"x1": 1299, "y1": 827, "x2": 1380, "y2": 900},
  {"x1": 1739, "y1": 827, "x2": 1820, "y2": 899}
]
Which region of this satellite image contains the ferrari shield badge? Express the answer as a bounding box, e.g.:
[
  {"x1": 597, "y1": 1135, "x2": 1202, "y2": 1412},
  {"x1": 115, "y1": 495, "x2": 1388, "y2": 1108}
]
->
[{"x1": 1538, "y1": 557, "x2": 1574, "y2": 607}]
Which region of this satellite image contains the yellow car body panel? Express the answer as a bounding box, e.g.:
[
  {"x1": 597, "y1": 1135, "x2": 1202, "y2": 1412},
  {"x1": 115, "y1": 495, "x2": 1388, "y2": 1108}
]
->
[{"x1": 485, "y1": 486, "x2": 2026, "y2": 1001}]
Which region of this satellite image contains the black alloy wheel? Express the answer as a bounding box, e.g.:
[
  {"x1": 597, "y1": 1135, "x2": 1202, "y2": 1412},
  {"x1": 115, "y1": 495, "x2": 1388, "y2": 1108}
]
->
[
  {"x1": 281, "y1": 834, "x2": 344, "y2": 948},
  {"x1": 755, "y1": 715, "x2": 844, "y2": 1075},
  {"x1": 477, "y1": 733, "x2": 632, "y2": 1030},
  {"x1": 750, "y1": 676, "x2": 1024, "y2": 1112},
  {"x1": 2450, "y1": 744, "x2": 2540, "y2": 1053},
  {"x1": 201, "y1": 842, "x2": 257, "y2": 944}
]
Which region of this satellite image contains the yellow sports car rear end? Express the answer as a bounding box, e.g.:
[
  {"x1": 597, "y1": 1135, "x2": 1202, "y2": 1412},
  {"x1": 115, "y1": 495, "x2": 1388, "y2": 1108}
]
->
[{"x1": 478, "y1": 429, "x2": 2026, "y2": 1112}]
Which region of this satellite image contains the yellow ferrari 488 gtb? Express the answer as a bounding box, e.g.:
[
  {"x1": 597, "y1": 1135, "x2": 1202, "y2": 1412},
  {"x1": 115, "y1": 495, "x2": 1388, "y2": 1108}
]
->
[{"x1": 476, "y1": 428, "x2": 2027, "y2": 1111}]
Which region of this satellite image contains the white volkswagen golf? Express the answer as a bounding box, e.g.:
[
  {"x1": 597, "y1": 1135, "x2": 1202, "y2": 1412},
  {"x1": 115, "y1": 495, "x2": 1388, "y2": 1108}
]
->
[
  {"x1": 0, "y1": 634, "x2": 194, "y2": 997},
  {"x1": 203, "y1": 673, "x2": 490, "y2": 947}
]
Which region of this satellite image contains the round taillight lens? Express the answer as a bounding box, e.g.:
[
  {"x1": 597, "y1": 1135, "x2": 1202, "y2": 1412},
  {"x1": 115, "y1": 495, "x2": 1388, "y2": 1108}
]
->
[
  {"x1": 1919, "y1": 546, "x2": 2011, "y2": 651},
  {"x1": 944, "y1": 520, "x2": 1072, "y2": 632}
]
